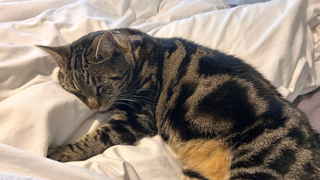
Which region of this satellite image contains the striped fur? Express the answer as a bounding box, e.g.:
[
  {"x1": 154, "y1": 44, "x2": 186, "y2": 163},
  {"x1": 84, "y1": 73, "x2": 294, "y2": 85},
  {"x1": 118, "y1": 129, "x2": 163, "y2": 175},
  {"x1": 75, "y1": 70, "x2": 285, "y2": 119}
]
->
[{"x1": 37, "y1": 28, "x2": 320, "y2": 179}]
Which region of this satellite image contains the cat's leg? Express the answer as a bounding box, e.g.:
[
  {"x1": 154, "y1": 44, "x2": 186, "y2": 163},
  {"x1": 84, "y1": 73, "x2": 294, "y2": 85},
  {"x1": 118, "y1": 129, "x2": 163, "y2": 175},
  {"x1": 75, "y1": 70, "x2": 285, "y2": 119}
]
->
[
  {"x1": 168, "y1": 138, "x2": 232, "y2": 180},
  {"x1": 47, "y1": 111, "x2": 157, "y2": 162}
]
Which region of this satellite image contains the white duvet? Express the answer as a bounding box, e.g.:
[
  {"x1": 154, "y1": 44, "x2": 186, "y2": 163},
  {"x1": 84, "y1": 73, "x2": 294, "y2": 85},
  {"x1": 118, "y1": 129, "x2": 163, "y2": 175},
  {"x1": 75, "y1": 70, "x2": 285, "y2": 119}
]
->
[{"x1": 0, "y1": 0, "x2": 319, "y2": 179}]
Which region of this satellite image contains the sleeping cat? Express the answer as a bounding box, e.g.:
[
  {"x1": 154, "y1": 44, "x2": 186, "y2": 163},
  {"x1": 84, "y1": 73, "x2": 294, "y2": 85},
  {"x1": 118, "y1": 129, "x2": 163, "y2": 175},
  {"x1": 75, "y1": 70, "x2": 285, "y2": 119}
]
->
[{"x1": 36, "y1": 28, "x2": 320, "y2": 180}]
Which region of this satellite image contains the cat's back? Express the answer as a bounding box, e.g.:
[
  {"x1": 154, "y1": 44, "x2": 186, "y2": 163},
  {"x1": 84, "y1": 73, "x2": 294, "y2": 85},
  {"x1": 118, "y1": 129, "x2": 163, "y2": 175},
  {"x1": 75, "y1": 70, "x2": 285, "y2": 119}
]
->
[{"x1": 153, "y1": 36, "x2": 320, "y2": 179}]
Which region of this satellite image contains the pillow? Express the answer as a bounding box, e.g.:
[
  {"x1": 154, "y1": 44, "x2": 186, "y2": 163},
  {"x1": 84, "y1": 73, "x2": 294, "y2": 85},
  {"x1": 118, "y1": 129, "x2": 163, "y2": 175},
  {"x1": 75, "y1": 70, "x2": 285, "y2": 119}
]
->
[
  {"x1": 141, "y1": 0, "x2": 320, "y2": 102},
  {"x1": 223, "y1": 0, "x2": 271, "y2": 7}
]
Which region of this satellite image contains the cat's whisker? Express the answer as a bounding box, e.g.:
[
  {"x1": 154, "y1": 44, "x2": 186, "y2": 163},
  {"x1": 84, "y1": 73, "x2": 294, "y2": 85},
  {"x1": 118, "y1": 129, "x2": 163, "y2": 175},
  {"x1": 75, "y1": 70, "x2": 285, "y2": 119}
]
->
[
  {"x1": 118, "y1": 89, "x2": 157, "y2": 97},
  {"x1": 113, "y1": 101, "x2": 137, "y2": 111},
  {"x1": 121, "y1": 94, "x2": 154, "y2": 102},
  {"x1": 116, "y1": 89, "x2": 157, "y2": 107},
  {"x1": 128, "y1": 95, "x2": 156, "y2": 103},
  {"x1": 116, "y1": 98, "x2": 145, "y2": 107},
  {"x1": 117, "y1": 94, "x2": 157, "y2": 106}
]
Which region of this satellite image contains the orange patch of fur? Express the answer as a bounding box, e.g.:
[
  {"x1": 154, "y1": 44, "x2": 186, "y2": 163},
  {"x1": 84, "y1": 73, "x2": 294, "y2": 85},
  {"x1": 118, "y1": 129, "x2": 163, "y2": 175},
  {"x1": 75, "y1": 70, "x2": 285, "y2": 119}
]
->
[{"x1": 169, "y1": 139, "x2": 232, "y2": 180}]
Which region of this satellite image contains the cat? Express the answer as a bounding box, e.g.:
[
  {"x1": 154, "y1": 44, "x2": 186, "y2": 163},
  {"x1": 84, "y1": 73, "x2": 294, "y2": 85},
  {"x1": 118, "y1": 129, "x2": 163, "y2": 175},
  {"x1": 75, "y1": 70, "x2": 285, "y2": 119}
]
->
[{"x1": 36, "y1": 28, "x2": 320, "y2": 180}]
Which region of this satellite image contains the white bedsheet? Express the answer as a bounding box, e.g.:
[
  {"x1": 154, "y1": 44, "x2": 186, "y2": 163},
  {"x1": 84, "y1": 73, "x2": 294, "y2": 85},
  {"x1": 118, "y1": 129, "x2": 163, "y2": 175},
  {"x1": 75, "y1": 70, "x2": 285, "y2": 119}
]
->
[{"x1": 0, "y1": 0, "x2": 319, "y2": 179}]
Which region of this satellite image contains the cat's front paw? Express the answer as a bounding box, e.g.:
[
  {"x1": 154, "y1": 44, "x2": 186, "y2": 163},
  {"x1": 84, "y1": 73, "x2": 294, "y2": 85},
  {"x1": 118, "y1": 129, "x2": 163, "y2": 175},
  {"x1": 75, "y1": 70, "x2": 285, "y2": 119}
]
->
[{"x1": 47, "y1": 145, "x2": 81, "y2": 162}]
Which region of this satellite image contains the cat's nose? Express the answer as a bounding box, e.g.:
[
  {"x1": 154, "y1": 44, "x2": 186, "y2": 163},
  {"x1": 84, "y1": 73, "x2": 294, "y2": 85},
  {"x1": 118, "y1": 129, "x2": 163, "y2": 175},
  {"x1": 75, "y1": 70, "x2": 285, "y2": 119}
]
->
[{"x1": 87, "y1": 98, "x2": 100, "y2": 110}]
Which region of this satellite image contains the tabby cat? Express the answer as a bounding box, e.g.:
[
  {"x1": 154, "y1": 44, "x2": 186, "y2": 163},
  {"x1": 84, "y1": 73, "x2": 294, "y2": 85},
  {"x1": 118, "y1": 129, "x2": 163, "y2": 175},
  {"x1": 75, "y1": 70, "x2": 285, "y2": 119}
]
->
[{"x1": 36, "y1": 28, "x2": 320, "y2": 180}]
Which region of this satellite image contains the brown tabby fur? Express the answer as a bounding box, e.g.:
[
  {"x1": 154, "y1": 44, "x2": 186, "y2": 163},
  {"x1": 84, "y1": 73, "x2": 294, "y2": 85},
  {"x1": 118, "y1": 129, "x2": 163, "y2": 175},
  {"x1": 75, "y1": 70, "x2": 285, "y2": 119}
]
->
[{"x1": 37, "y1": 28, "x2": 320, "y2": 180}]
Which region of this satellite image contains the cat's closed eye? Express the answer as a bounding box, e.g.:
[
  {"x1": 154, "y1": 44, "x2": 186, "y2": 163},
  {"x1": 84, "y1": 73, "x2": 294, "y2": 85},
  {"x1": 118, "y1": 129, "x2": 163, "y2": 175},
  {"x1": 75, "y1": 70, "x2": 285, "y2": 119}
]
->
[
  {"x1": 109, "y1": 76, "x2": 122, "y2": 80},
  {"x1": 72, "y1": 90, "x2": 85, "y2": 96}
]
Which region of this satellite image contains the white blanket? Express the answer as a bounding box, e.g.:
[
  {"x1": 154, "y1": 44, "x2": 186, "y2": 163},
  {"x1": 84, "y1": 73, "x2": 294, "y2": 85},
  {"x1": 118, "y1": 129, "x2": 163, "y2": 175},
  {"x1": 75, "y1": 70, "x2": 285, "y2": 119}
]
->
[{"x1": 0, "y1": 0, "x2": 320, "y2": 179}]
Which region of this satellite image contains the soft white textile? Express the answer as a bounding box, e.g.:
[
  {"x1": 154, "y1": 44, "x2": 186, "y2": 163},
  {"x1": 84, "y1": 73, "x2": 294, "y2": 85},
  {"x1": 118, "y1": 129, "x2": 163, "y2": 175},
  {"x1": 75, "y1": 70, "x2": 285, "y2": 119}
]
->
[
  {"x1": 223, "y1": 0, "x2": 271, "y2": 6},
  {"x1": 0, "y1": 0, "x2": 319, "y2": 179}
]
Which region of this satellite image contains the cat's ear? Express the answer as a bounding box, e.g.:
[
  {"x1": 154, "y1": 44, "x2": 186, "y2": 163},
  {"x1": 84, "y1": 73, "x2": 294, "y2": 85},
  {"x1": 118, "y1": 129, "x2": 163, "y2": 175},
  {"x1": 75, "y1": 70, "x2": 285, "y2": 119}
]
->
[
  {"x1": 35, "y1": 45, "x2": 68, "y2": 68},
  {"x1": 95, "y1": 31, "x2": 121, "y2": 61}
]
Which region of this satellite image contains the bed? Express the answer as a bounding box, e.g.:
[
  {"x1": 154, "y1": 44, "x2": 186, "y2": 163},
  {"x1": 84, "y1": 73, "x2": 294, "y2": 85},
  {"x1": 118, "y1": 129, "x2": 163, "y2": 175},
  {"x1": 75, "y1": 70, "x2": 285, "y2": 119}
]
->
[{"x1": 0, "y1": 0, "x2": 319, "y2": 179}]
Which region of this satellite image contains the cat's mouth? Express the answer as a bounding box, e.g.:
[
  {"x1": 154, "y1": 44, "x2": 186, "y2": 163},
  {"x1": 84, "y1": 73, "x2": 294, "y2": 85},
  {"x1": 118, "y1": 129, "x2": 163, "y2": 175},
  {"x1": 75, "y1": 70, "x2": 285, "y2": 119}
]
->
[
  {"x1": 91, "y1": 106, "x2": 108, "y2": 113},
  {"x1": 94, "y1": 107, "x2": 107, "y2": 112},
  {"x1": 91, "y1": 105, "x2": 107, "y2": 112}
]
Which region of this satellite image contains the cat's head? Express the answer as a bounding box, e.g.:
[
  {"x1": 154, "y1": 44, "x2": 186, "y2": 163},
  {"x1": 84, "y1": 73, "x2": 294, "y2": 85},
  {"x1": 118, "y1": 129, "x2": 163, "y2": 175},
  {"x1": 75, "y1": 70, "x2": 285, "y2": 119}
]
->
[{"x1": 36, "y1": 30, "x2": 135, "y2": 111}]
